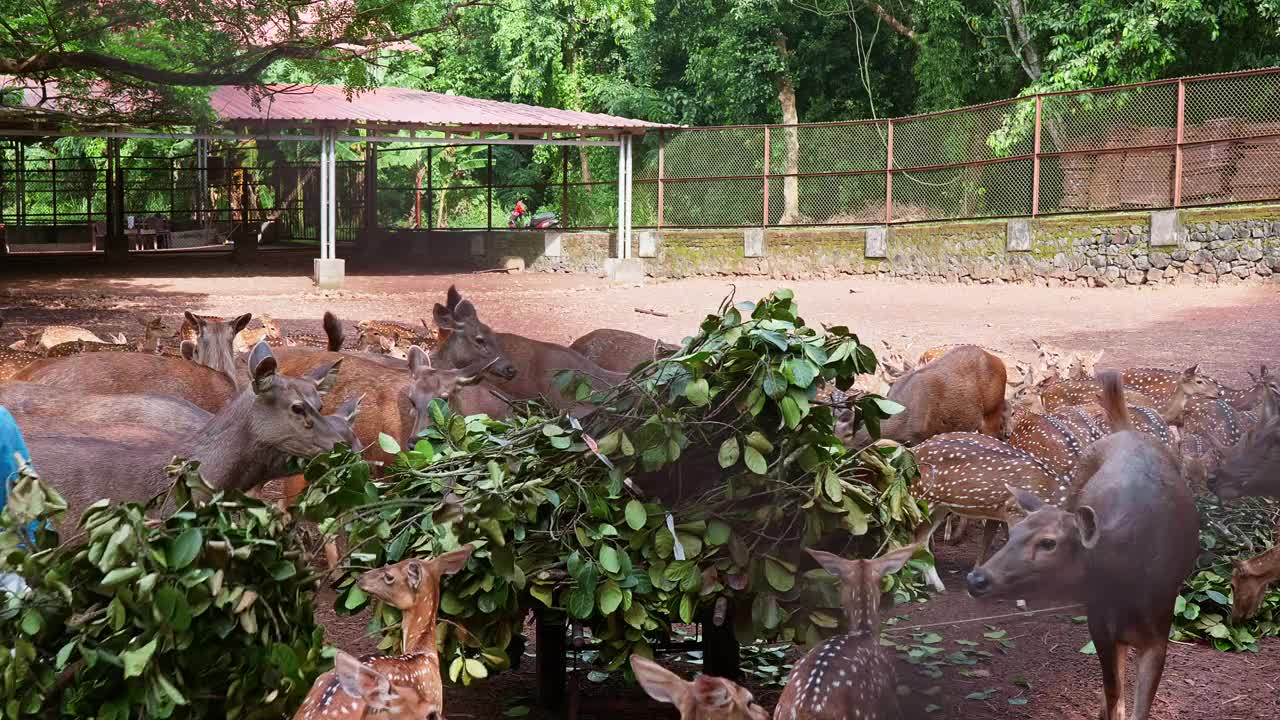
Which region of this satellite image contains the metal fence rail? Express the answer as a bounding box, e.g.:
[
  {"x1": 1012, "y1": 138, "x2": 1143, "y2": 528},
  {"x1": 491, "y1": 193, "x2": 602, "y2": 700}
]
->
[{"x1": 641, "y1": 67, "x2": 1280, "y2": 229}]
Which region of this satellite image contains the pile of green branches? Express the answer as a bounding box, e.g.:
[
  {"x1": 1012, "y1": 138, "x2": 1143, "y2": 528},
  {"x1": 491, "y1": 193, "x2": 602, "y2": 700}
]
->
[
  {"x1": 1172, "y1": 496, "x2": 1280, "y2": 651},
  {"x1": 0, "y1": 462, "x2": 325, "y2": 719},
  {"x1": 298, "y1": 289, "x2": 929, "y2": 680}
]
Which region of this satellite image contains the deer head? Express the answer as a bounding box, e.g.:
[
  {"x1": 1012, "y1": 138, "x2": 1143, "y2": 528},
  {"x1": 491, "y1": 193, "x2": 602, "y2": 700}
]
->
[
  {"x1": 1209, "y1": 387, "x2": 1280, "y2": 501},
  {"x1": 404, "y1": 348, "x2": 492, "y2": 445},
  {"x1": 181, "y1": 310, "x2": 251, "y2": 383},
  {"x1": 1230, "y1": 547, "x2": 1280, "y2": 624},
  {"x1": 356, "y1": 546, "x2": 474, "y2": 652},
  {"x1": 432, "y1": 286, "x2": 516, "y2": 380},
  {"x1": 967, "y1": 488, "x2": 1091, "y2": 600},
  {"x1": 294, "y1": 650, "x2": 434, "y2": 720},
  {"x1": 807, "y1": 546, "x2": 916, "y2": 634},
  {"x1": 630, "y1": 655, "x2": 767, "y2": 720}
]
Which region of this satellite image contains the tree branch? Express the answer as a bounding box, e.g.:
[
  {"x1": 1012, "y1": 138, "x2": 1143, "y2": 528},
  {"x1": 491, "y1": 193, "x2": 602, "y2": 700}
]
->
[
  {"x1": 1005, "y1": 0, "x2": 1042, "y2": 81},
  {"x1": 859, "y1": 0, "x2": 918, "y2": 45}
]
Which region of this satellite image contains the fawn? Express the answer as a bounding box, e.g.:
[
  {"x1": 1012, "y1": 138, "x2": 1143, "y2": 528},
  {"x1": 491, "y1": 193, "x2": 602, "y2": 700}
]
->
[{"x1": 631, "y1": 654, "x2": 768, "y2": 719}]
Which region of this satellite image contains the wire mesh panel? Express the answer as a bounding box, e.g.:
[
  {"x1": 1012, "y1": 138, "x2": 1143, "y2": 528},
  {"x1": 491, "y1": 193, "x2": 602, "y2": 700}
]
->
[
  {"x1": 663, "y1": 178, "x2": 764, "y2": 227},
  {"x1": 893, "y1": 159, "x2": 1035, "y2": 221},
  {"x1": 1040, "y1": 83, "x2": 1178, "y2": 154},
  {"x1": 664, "y1": 127, "x2": 765, "y2": 179},
  {"x1": 768, "y1": 173, "x2": 886, "y2": 225},
  {"x1": 896, "y1": 100, "x2": 1035, "y2": 168}
]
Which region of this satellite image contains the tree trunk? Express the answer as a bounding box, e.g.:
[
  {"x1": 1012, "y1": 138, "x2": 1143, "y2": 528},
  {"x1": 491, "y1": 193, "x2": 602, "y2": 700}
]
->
[{"x1": 774, "y1": 36, "x2": 801, "y2": 224}]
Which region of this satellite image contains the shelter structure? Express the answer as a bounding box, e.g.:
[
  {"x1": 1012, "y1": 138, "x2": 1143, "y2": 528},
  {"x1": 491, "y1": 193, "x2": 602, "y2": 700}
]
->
[{"x1": 0, "y1": 84, "x2": 673, "y2": 286}]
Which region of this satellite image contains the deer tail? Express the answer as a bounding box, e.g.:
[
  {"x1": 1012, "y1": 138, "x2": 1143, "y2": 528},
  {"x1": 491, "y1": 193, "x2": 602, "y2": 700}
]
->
[
  {"x1": 323, "y1": 311, "x2": 344, "y2": 352},
  {"x1": 1099, "y1": 370, "x2": 1132, "y2": 432}
]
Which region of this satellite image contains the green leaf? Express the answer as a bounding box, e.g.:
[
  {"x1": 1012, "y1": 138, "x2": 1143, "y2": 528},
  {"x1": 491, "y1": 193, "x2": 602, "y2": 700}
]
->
[
  {"x1": 269, "y1": 561, "x2": 297, "y2": 581},
  {"x1": 530, "y1": 585, "x2": 555, "y2": 608},
  {"x1": 167, "y1": 528, "x2": 203, "y2": 570},
  {"x1": 873, "y1": 398, "x2": 906, "y2": 416},
  {"x1": 965, "y1": 689, "x2": 997, "y2": 701},
  {"x1": 19, "y1": 609, "x2": 41, "y2": 636},
  {"x1": 762, "y1": 370, "x2": 786, "y2": 399},
  {"x1": 685, "y1": 378, "x2": 710, "y2": 406},
  {"x1": 504, "y1": 707, "x2": 532, "y2": 717},
  {"x1": 567, "y1": 586, "x2": 595, "y2": 620},
  {"x1": 764, "y1": 557, "x2": 796, "y2": 592},
  {"x1": 743, "y1": 446, "x2": 768, "y2": 475},
  {"x1": 377, "y1": 432, "x2": 401, "y2": 455},
  {"x1": 717, "y1": 437, "x2": 740, "y2": 468},
  {"x1": 1205, "y1": 590, "x2": 1229, "y2": 605},
  {"x1": 464, "y1": 658, "x2": 489, "y2": 679},
  {"x1": 55, "y1": 641, "x2": 77, "y2": 670},
  {"x1": 679, "y1": 593, "x2": 695, "y2": 623},
  {"x1": 745, "y1": 431, "x2": 774, "y2": 454},
  {"x1": 599, "y1": 582, "x2": 624, "y2": 614},
  {"x1": 779, "y1": 395, "x2": 802, "y2": 429},
  {"x1": 550, "y1": 435, "x2": 572, "y2": 450},
  {"x1": 600, "y1": 546, "x2": 622, "y2": 575},
  {"x1": 1079, "y1": 641, "x2": 1097, "y2": 655},
  {"x1": 1008, "y1": 698, "x2": 1028, "y2": 706},
  {"x1": 122, "y1": 638, "x2": 158, "y2": 679},
  {"x1": 344, "y1": 586, "x2": 367, "y2": 610},
  {"x1": 823, "y1": 470, "x2": 843, "y2": 502},
  {"x1": 541, "y1": 424, "x2": 565, "y2": 437},
  {"x1": 705, "y1": 520, "x2": 731, "y2": 546},
  {"x1": 449, "y1": 657, "x2": 464, "y2": 683},
  {"x1": 624, "y1": 500, "x2": 647, "y2": 531}
]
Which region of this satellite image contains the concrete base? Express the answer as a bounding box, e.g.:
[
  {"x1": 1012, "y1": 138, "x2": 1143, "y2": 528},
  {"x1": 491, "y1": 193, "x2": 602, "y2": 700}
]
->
[
  {"x1": 637, "y1": 230, "x2": 658, "y2": 258},
  {"x1": 604, "y1": 258, "x2": 646, "y2": 282},
  {"x1": 544, "y1": 232, "x2": 563, "y2": 257},
  {"x1": 314, "y1": 258, "x2": 346, "y2": 289},
  {"x1": 1007, "y1": 218, "x2": 1032, "y2": 251},
  {"x1": 1150, "y1": 210, "x2": 1185, "y2": 247},
  {"x1": 865, "y1": 226, "x2": 891, "y2": 258},
  {"x1": 470, "y1": 235, "x2": 487, "y2": 256},
  {"x1": 744, "y1": 228, "x2": 765, "y2": 258}
]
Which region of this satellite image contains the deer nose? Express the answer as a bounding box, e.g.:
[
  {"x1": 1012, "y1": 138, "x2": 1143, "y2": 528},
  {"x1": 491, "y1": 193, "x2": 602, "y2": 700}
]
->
[
  {"x1": 966, "y1": 569, "x2": 992, "y2": 596},
  {"x1": 1205, "y1": 472, "x2": 1218, "y2": 491}
]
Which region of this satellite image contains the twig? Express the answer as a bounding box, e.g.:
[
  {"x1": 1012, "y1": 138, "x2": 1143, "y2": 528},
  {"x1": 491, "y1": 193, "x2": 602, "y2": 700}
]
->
[
  {"x1": 635, "y1": 307, "x2": 668, "y2": 317},
  {"x1": 882, "y1": 604, "x2": 1086, "y2": 634}
]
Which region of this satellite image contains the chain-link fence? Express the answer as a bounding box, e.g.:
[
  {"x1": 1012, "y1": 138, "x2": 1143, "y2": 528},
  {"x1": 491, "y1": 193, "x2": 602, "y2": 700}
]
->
[{"x1": 645, "y1": 67, "x2": 1280, "y2": 228}]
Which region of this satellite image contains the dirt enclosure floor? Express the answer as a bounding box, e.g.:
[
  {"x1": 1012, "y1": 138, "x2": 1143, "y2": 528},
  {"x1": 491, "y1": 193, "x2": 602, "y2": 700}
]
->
[{"x1": 2, "y1": 255, "x2": 1279, "y2": 719}]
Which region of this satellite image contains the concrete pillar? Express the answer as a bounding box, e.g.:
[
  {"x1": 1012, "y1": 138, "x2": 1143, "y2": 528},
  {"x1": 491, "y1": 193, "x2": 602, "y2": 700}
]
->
[
  {"x1": 544, "y1": 232, "x2": 563, "y2": 258},
  {"x1": 470, "y1": 233, "x2": 486, "y2": 256},
  {"x1": 314, "y1": 258, "x2": 346, "y2": 289},
  {"x1": 744, "y1": 228, "x2": 765, "y2": 258},
  {"x1": 1007, "y1": 218, "x2": 1032, "y2": 251},
  {"x1": 865, "y1": 226, "x2": 890, "y2": 258},
  {"x1": 1150, "y1": 210, "x2": 1185, "y2": 247},
  {"x1": 637, "y1": 230, "x2": 658, "y2": 258}
]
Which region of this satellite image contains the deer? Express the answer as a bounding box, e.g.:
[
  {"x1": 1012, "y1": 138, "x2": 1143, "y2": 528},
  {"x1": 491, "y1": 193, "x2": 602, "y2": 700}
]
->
[
  {"x1": 1230, "y1": 544, "x2": 1280, "y2": 623},
  {"x1": 436, "y1": 286, "x2": 627, "y2": 409},
  {"x1": 630, "y1": 655, "x2": 768, "y2": 720},
  {"x1": 843, "y1": 345, "x2": 1007, "y2": 448},
  {"x1": 1009, "y1": 400, "x2": 1176, "y2": 479},
  {"x1": 1208, "y1": 386, "x2": 1280, "y2": 501},
  {"x1": 23, "y1": 325, "x2": 122, "y2": 351},
  {"x1": 1030, "y1": 339, "x2": 1104, "y2": 382},
  {"x1": 0, "y1": 381, "x2": 210, "y2": 442},
  {"x1": 292, "y1": 650, "x2": 434, "y2": 720},
  {"x1": 568, "y1": 329, "x2": 678, "y2": 373},
  {"x1": 12, "y1": 312, "x2": 250, "y2": 412},
  {"x1": 232, "y1": 314, "x2": 283, "y2": 353},
  {"x1": 772, "y1": 546, "x2": 917, "y2": 720},
  {"x1": 1040, "y1": 365, "x2": 1219, "y2": 418},
  {"x1": 0, "y1": 347, "x2": 43, "y2": 381},
  {"x1": 21, "y1": 342, "x2": 355, "y2": 534},
  {"x1": 136, "y1": 316, "x2": 168, "y2": 353},
  {"x1": 968, "y1": 372, "x2": 1198, "y2": 720},
  {"x1": 294, "y1": 547, "x2": 474, "y2": 720},
  {"x1": 908, "y1": 432, "x2": 1069, "y2": 592}
]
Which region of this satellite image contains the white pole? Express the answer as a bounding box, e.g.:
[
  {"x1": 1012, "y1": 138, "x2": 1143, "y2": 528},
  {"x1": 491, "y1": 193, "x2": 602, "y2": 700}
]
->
[
  {"x1": 615, "y1": 133, "x2": 625, "y2": 259},
  {"x1": 624, "y1": 135, "x2": 634, "y2": 258},
  {"x1": 328, "y1": 130, "x2": 337, "y2": 259},
  {"x1": 319, "y1": 131, "x2": 329, "y2": 260}
]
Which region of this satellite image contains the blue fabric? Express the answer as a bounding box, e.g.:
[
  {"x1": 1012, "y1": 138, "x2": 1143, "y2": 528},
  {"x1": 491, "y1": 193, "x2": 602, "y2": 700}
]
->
[{"x1": 0, "y1": 407, "x2": 31, "y2": 511}]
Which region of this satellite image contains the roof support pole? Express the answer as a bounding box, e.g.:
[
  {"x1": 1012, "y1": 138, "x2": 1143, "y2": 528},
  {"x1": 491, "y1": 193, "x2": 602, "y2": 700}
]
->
[
  {"x1": 328, "y1": 128, "x2": 338, "y2": 259},
  {"x1": 624, "y1": 134, "x2": 634, "y2": 258},
  {"x1": 319, "y1": 129, "x2": 330, "y2": 260},
  {"x1": 615, "y1": 133, "x2": 625, "y2": 258}
]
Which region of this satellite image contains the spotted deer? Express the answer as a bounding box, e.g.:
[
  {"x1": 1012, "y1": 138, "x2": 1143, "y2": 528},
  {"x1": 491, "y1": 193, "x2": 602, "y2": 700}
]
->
[
  {"x1": 630, "y1": 654, "x2": 767, "y2": 720},
  {"x1": 772, "y1": 546, "x2": 917, "y2": 720},
  {"x1": 25, "y1": 325, "x2": 121, "y2": 351},
  {"x1": 0, "y1": 347, "x2": 42, "y2": 381},
  {"x1": 1208, "y1": 386, "x2": 1280, "y2": 501},
  {"x1": 968, "y1": 372, "x2": 1198, "y2": 720},
  {"x1": 232, "y1": 314, "x2": 283, "y2": 353},
  {"x1": 1030, "y1": 339, "x2": 1104, "y2": 382},
  {"x1": 1009, "y1": 401, "x2": 1176, "y2": 479},
  {"x1": 844, "y1": 345, "x2": 1007, "y2": 448},
  {"x1": 909, "y1": 432, "x2": 1069, "y2": 592},
  {"x1": 295, "y1": 547, "x2": 474, "y2": 720},
  {"x1": 23, "y1": 342, "x2": 352, "y2": 534},
  {"x1": 1040, "y1": 365, "x2": 1218, "y2": 423},
  {"x1": 1230, "y1": 544, "x2": 1280, "y2": 622},
  {"x1": 292, "y1": 650, "x2": 435, "y2": 720}
]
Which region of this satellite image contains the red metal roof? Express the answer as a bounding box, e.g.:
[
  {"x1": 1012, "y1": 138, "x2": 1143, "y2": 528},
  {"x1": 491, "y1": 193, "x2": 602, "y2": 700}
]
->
[{"x1": 211, "y1": 85, "x2": 671, "y2": 131}]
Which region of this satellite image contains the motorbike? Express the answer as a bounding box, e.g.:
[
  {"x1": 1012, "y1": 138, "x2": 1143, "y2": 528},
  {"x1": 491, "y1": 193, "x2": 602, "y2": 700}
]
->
[{"x1": 508, "y1": 199, "x2": 560, "y2": 229}]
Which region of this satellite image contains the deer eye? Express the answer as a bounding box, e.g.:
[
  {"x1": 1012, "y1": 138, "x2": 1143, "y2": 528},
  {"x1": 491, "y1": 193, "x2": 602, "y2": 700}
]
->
[
  {"x1": 1037, "y1": 538, "x2": 1057, "y2": 552},
  {"x1": 290, "y1": 402, "x2": 306, "y2": 415},
  {"x1": 384, "y1": 572, "x2": 395, "y2": 584}
]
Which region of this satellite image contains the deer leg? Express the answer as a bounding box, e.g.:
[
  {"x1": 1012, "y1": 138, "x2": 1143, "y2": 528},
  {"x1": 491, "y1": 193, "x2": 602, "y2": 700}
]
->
[
  {"x1": 1129, "y1": 638, "x2": 1169, "y2": 720},
  {"x1": 913, "y1": 512, "x2": 949, "y2": 593},
  {"x1": 1090, "y1": 619, "x2": 1127, "y2": 720}
]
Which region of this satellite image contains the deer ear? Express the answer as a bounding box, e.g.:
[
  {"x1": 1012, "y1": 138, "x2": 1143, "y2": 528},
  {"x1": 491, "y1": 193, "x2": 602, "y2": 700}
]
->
[
  {"x1": 1262, "y1": 388, "x2": 1280, "y2": 425},
  {"x1": 806, "y1": 548, "x2": 855, "y2": 580},
  {"x1": 1030, "y1": 338, "x2": 1043, "y2": 350},
  {"x1": 447, "y1": 285, "x2": 463, "y2": 310},
  {"x1": 453, "y1": 299, "x2": 477, "y2": 324},
  {"x1": 336, "y1": 394, "x2": 362, "y2": 423},
  {"x1": 435, "y1": 545, "x2": 474, "y2": 576},
  {"x1": 1183, "y1": 364, "x2": 1199, "y2": 379},
  {"x1": 184, "y1": 310, "x2": 203, "y2": 329},
  {"x1": 309, "y1": 358, "x2": 342, "y2": 394},
  {"x1": 404, "y1": 560, "x2": 424, "y2": 589},
  {"x1": 1076, "y1": 505, "x2": 1101, "y2": 549},
  {"x1": 232, "y1": 313, "x2": 253, "y2": 334},
  {"x1": 334, "y1": 651, "x2": 392, "y2": 707},
  {"x1": 180, "y1": 340, "x2": 197, "y2": 361},
  {"x1": 692, "y1": 677, "x2": 733, "y2": 708},
  {"x1": 408, "y1": 345, "x2": 431, "y2": 375},
  {"x1": 630, "y1": 655, "x2": 689, "y2": 707},
  {"x1": 1008, "y1": 486, "x2": 1046, "y2": 514},
  {"x1": 873, "y1": 545, "x2": 917, "y2": 578},
  {"x1": 432, "y1": 303, "x2": 456, "y2": 331},
  {"x1": 249, "y1": 342, "x2": 277, "y2": 394}
]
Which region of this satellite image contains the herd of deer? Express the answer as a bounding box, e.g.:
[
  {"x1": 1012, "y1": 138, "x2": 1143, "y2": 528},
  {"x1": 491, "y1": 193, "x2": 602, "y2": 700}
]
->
[{"x1": 2, "y1": 288, "x2": 1279, "y2": 720}]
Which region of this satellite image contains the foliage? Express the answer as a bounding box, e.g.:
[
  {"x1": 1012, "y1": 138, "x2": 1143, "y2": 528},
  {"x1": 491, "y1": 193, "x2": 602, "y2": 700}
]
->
[
  {"x1": 0, "y1": 462, "x2": 325, "y2": 719},
  {"x1": 299, "y1": 289, "x2": 929, "y2": 679},
  {"x1": 1171, "y1": 497, "x2": 1280, "y2": 651}
]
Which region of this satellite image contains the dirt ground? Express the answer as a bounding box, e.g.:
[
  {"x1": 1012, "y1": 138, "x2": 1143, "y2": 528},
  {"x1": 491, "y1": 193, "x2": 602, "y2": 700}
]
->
[{"x1": 2, "y1": 254, "x2": 1279, "y2": 719}]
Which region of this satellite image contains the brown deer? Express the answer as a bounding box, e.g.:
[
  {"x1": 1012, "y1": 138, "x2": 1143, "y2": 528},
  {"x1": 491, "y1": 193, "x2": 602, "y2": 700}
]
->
[
  {"x1": 1208, "y1": 386, "x2": 1280, "y2": 501},
  {"x1": 844, "y1": 345, "x2": 1007, "y2": 448},
  {"x1": 137, "y1": 316, "x2": 168, "y2": 353},
  {"x1": 22, "y1": 342, "x2": 352, "y2": 533},
  {"x1": 294, "y1": 547, "x2": 474, "y2": 720},
  {"x1": 909, "y1": 432, "x2": 1069, "y2": 592},
  {"x1": 0, "y1": 347, "x2": 43, "y2": 381},
  {"x1": 772, "y1": 546, "x2": 917, "y2": 720},
  {"x1": 1040, "y1": 365, "x2": 1219, "y2": 418},
  {"x1": 1230, "y1": 544, "x2": 1280, "y2": 622},
  {"x1": 968, "y1": 372, "x2": 1198, "y2": 720},
  {"x1": 436, "y1": 287, "x2": 626, "y2": 408},
  {"x1": 631, "y1": 655, "x2": 768, "y2": 720},
  {"x1": 569, "y1": 328, "x2": 677, "y2": 373},
  {"x1": 0, "y1": 381, "x2": 210, "y2": 441},
  {"x1": 292, "y1": 650, "x2": 434, "y2": 720}
]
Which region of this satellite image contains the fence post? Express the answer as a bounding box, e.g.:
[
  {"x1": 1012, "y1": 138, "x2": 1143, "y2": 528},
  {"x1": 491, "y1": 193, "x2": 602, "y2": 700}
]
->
[
  {"x1": 486, "y1": 144, "x2": 493, "y2": 231},
  {"x1": 1173, "y1": 79, "x2": 1186, "y2": 208},
  {"x1": 561, "y1": 145, "x2": 570, "y2": 229},
  {"x1": 762, "y1": 127, "x2": 771, "y2": 227},
  {"x1": 170, "y1": 157, "x2": 177, "y2": 226},
  {"x1": 884, "y1": 119, "x2": 894, "y2": 224},
  {"x1": 1031, "y1": 95, "x2": 1043, "y2": 217},
  {"x1": 51, "y1": 158, "x2": 58, "y2": 228},
  {"x1": 426, "y1": 147, "x2": 434, "y2": 230},
  {"x1": 657, "y1": 130, "x2": 665, "y2": 229}
]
